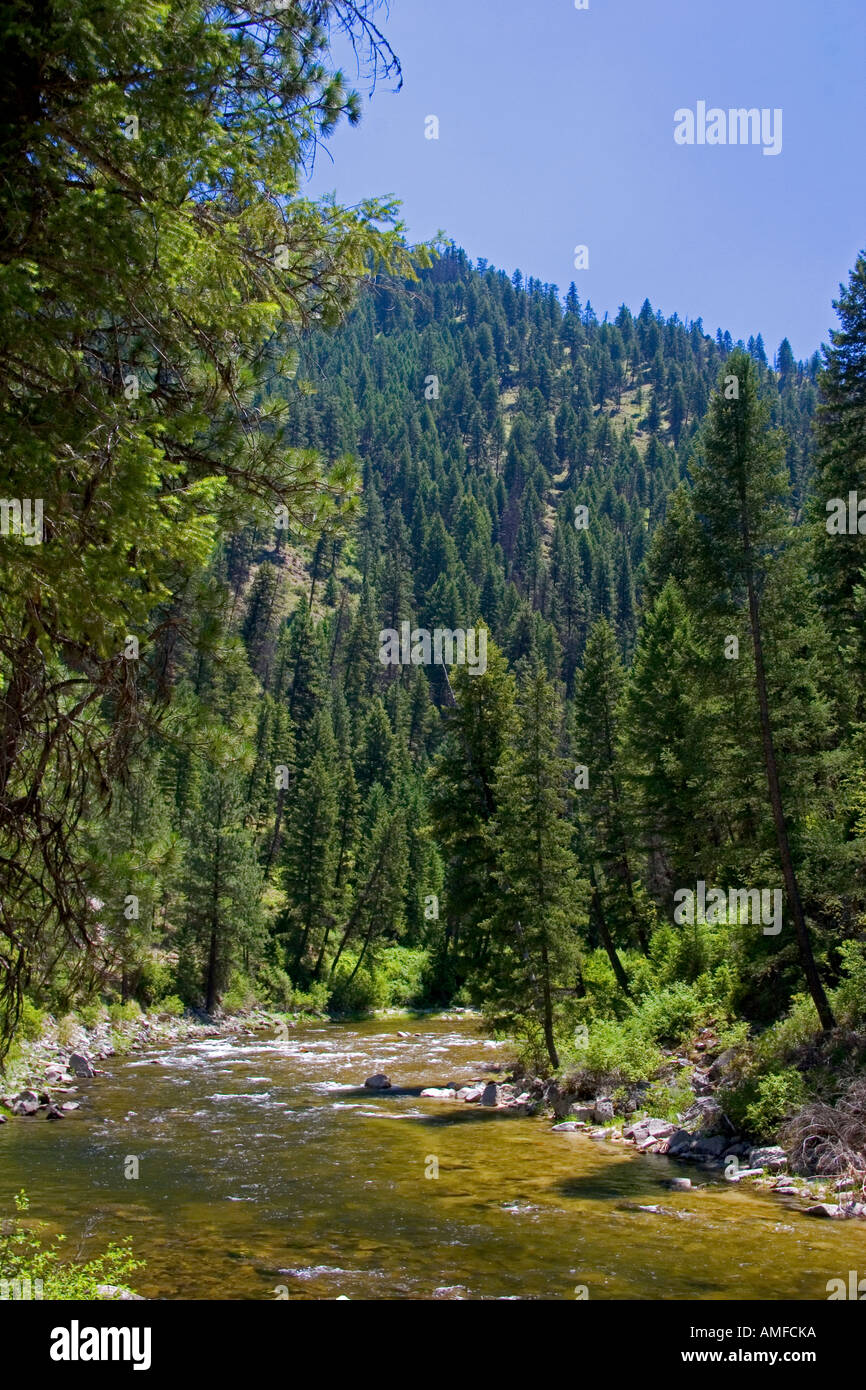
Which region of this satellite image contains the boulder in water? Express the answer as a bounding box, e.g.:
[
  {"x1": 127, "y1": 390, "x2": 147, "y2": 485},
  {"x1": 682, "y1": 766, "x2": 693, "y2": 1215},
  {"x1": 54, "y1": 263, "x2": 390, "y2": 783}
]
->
[
  {"x1": 11, "y1": 1089, "x2": 41, "y2": 1116},
  {"x1": 364, "y1": 1073, "x2": 391, "y2": 1090},
  {"x1": 747, "y1": 1145, "x2": 787, "y2": 1172},
  {"x1": 68, "y1": 1053, "x2": 95, "y2": 1078}
]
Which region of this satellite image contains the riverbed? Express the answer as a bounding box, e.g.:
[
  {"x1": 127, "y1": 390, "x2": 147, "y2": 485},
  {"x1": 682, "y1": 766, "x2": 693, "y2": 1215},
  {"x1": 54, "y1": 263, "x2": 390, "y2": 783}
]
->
[{"x1": 1, "y1": 1013, "x2": 862, "y2": 1300}]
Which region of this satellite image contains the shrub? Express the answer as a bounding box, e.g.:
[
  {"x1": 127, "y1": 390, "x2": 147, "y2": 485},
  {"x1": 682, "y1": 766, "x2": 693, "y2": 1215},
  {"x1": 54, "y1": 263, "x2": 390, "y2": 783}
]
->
[
  {"x1": 328, "y1": 958, "x2": 387, "y2": 1015},
  {"x1": 0, "y1": 1191, "x2": 143, "y2": 1300},
  {"x1": 723, "y1": 1067, "x2": 808, "y2": 1139},
  {"x1": 508, "y1": 1015, "x2": 549, "y2": 1076},
  {"x1": 378, "y1": 946, "x2": 427, "y2": 1008},
  {"x1": 56, "y1": 1014, "x2": 78, "y2": 1047},
  {"x1": 641, "y1": 1077, "x2": 696, "y2": 1122},
  {"x1": 649, "y1": 920, "x2": 725, "y2": 987},
  {"x1": 155, "y1": 994, "x2": 185, "y2": 1018},
  {"x1": 77, "y1": 1001, "x2": 106, "y2": 1029},
  {"x1": 753, "y1": 994, "x2": 823, "y2": 1067},
  {"x1": 256, "y1": 963, "x2": 295, "y2": 1012},
  {"x1": 221, "y1": 973, "x2": 259, "y2": 1014},
  {"x1": 630, "y1": 982, "x2": 705, "y2": 1046},
  {"x1": 418, "y1": 943, "x2": 461, "y2": 1007},
  {"x1": 136, "y1": 957, "x2": 176, "y2": 1008},
  {"x1": 834, "y1": 941, "x2": 866, "y2": 1027},
  {"x1": 570, "y1": 1017, "x2": 664, "y2": 1086},
  {"x1": 15, "y1": 998, "x2": 45, "y2": 1043},
  {"x1": 107, "y1": 1000, "x2": 142, "y2": 1024},
  {"x1": 288, "y1": 981, "x2": 329, "y2": 1014}
]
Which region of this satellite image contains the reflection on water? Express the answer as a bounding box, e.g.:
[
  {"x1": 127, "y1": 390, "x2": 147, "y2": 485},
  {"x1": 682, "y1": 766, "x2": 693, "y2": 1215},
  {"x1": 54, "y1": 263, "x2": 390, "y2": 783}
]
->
[{"x1": 1, "y1": 1014, "x2": 862, "y2": 1300}]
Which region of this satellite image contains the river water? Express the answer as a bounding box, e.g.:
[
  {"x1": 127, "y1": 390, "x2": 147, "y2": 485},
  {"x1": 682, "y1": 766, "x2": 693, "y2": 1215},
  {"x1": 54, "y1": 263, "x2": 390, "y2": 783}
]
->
[{"x1": 1, "y1": 1013, "x2": 863, "y2": 1300}]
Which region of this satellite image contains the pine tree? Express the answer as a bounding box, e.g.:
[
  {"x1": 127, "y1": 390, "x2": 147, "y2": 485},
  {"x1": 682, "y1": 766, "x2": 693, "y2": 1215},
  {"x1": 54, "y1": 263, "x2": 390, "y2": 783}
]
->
[
  {"x1": 429, "y1": 636, "x2": 515, "y2": 981},
  {"x1": 574, "y1": 617, "x2": 645, "y2": 952},
  {"x1": 813, "y1": 252, "x2": 866, "y2": 693},
  {"x1": 283, "y1": 712, "x2": 339, "y2": 977},
  {"x1": 483, "y1": 663, "x2": 587, "y2": 1069},
  {"x1": 690, "y1": 349, "x2": 834, "y2": 1029},
  {"x1": 622, "y1": 579, "x2": 719, "y2": 894},
  {"x1": 182, "y1": 762, "x2": 264, "y2": 1014}
]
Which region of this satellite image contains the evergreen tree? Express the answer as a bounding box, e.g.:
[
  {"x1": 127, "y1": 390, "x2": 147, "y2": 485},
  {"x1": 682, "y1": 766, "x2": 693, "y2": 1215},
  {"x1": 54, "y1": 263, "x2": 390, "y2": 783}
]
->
[
  {"x1": 483, "y1": 663, "x2": 587, "y2": 1069},
  {"x1": 182, "y1": 762, "x2": 264, "y2": 1013},
  {"x1": 574, "y1": 617, "x2": 645, "y2": 952},
  {"x1": 283, "y1": 712, "x2": 339, "y2": 976},
  {"x1": 690, "y1": 350, "x2": 834, "y2": 1029}
]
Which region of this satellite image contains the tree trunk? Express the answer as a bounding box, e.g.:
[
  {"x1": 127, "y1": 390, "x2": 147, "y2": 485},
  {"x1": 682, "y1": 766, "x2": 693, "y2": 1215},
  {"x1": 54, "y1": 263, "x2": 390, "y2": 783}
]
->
[
  {"x1": 205, "y1": 801, "x2": 222, "y2": 1015},
  {"x1": 264, "y1": 784, "x2": 288, "y2": 875},
  {"x1": 575, "y1": 819, "x2": 631, "y2": 995},
  {"x1": 205, "y1": 926, "x2": 219, "y2": 1015},
  {"x1": 538, "y1": 932, "x2": 560, "y2": 1070}
]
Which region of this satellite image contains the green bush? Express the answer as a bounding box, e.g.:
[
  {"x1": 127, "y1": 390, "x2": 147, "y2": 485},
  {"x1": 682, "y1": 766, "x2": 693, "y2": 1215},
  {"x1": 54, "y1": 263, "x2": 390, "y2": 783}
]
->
[
  {"x1": 648, "y1": 920, "x2": 728, "y2": 987},
  {"x1": 154, "y1": 994, "x2": 185, "y2": 1018},
  {"x1": 256, "y1": 962, "x2": 295, "y2": 1011},
  {"x1": 77, "y1": 1001, "x2": 106, "y2": 1029},
  {"x1": 328, "y1": 958, "x2": 387, "y2": 1015},
  {"x1": 641, "y1": 1077, "x2": 696, "y2": 1122},
  {"x1": 569, "y1": 1017, "x2": 664, "y2": 1085},
  {"x1": 288, "y1": 981, "x2": 329, "y2": 1014},
  {"x1": 57, "y1": 1014, "x2": 83, "y2": 1047},
  {"x1": 834, "y1": 940, "x2": 866, "y2": 1026},
  {"x1": 753, "y1": 994, "x2": 823, "y2": 1067},
  {"x1": 723, "y1": 1068, "x2": 808, "y2": 1139},
  {"x1": 378, "y1": 946, "x2": 427, "y2": 1008},
  {"x1": 15, "y1": 997, "x2": 46, "y2": 1043},
  {"x1": 107, "y1": 1000, "x2": 142, "y2": 1024},
  {"x1": 631, "y1": 982, "x2": 705, "y2": 1046},
  {"x1": 0, "y1": 1191, "x2": 143, "y2": 1301},
  {"x1": 221, "y1": 972, "x2": 259, "y2": 1014},
  {"x1": 573, "y1": 950, "x2": 636, "y2": 1020},
  {"x1": 136, "y1": 957, "x2": 176, "y2": 1007}
]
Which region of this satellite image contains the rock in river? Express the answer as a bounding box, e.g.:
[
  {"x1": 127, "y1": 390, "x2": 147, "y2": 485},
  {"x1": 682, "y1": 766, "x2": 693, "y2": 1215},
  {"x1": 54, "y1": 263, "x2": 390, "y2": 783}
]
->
[
  {"x1": 68, "y1": 1053, "x2": 95, "y2": 1078},
  {"x1": 364, "y1": 1073, "x2": 391, "y2": 1089},
  {"x1": 747, "y1": 1145, "x2": 787, "y2": 1172},
  {"x1": 11, "y1": 1089, "x2": 41, "y2": 1116}
]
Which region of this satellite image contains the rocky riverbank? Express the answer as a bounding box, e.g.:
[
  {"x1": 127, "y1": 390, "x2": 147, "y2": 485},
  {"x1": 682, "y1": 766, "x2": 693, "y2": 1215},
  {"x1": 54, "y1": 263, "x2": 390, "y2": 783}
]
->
[
  {"x1": 371, "y1": 1020, "x2": 866, "y2": 1222},
  {"x1": 0, "y1": 1006, "x2": 309, "y2": 1124}
]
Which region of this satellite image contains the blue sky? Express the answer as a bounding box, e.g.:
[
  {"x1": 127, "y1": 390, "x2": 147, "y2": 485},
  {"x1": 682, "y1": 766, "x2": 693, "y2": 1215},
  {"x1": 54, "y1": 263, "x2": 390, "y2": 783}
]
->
[{"x1": 306, "y1": 0, "x2": 866, "y2": 361}]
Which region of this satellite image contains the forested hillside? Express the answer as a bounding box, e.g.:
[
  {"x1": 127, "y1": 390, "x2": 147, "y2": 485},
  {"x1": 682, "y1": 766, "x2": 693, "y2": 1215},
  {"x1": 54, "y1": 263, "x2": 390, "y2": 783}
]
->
[{"x1": 10, "y1": 233, "x2": 865, "y2": 1119}]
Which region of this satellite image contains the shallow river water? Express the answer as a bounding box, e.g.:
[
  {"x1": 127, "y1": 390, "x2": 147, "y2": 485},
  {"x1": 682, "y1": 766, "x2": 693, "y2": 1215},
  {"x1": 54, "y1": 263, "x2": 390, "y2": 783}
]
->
[{"x1": 1, "y1": 1013, "x2": 863, "y2": 1300}]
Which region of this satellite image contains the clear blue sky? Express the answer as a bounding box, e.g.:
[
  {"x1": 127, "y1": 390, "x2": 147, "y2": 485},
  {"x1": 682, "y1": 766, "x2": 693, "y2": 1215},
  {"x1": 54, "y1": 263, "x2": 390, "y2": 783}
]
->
[{"x1": 306, "y1": 0, "x2": 866, "y2": 361}]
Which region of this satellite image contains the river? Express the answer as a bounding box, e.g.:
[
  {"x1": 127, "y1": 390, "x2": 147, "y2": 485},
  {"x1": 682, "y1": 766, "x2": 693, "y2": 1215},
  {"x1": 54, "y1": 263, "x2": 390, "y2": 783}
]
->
[{"x1": 1, "y1": 1013, "x2": 862, "y2": 1300}]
